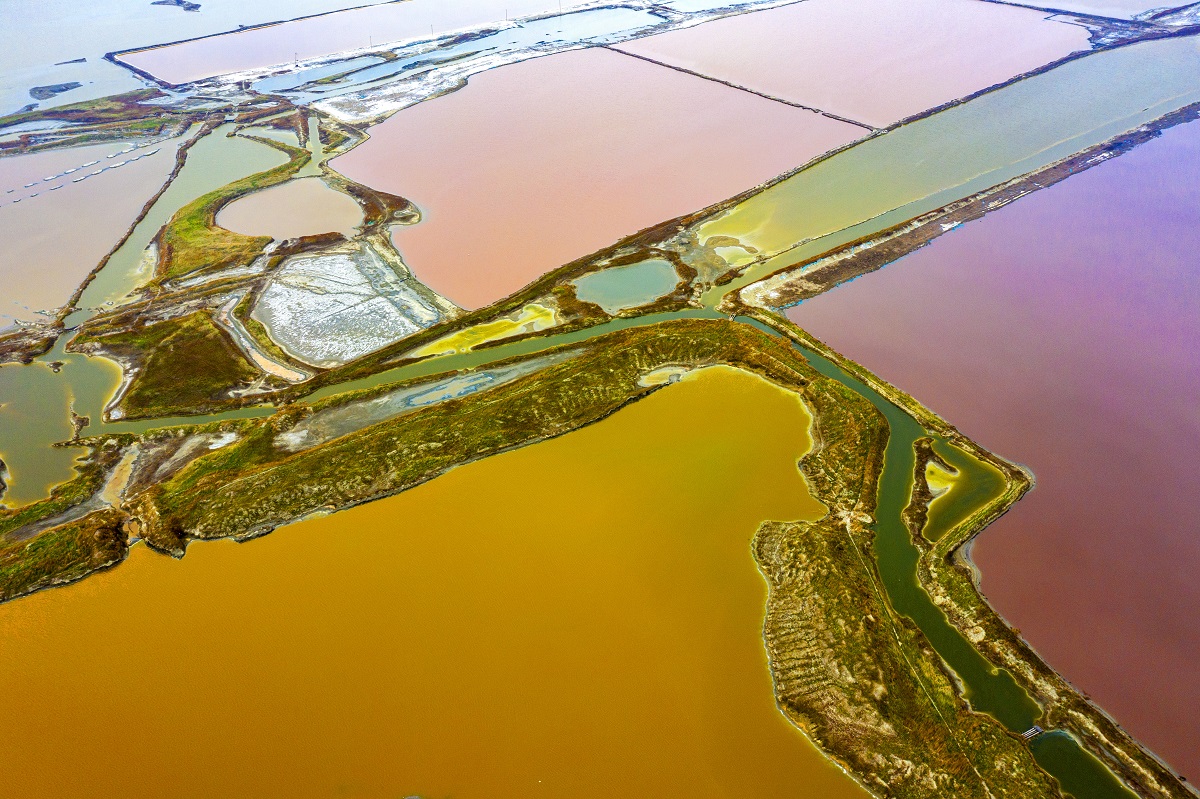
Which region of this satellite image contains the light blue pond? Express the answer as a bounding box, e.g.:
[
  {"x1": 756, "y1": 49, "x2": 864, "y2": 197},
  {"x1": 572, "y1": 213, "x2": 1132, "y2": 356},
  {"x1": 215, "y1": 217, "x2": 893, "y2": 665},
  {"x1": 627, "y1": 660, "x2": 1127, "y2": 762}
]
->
[
  {"x1": 253, "y1": 55, "x2": 384, "y2": 94},
  {"x1": 571, "y1": 258, "x2": 680, "y2": 315}
]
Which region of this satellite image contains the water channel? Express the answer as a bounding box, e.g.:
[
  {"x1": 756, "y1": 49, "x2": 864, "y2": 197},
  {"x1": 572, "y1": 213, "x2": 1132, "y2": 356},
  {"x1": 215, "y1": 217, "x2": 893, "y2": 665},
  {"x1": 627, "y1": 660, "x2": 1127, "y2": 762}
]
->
[
  {"x1": 0, "y1": 124, "x2": 286, "y2": 504},
  {"x1": 781, "y1": 333, "x2": 1136, "y2": 799}
]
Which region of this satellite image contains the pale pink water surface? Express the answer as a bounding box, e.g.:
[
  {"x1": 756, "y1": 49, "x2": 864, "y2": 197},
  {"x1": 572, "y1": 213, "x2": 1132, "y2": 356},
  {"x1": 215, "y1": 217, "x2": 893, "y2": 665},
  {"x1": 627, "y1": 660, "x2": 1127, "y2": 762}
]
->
[
  {"x1": 120, "y1": 0, "x2": 589, "y2": 85},
  {"x1": 331, "y1": 47, "x2": 862, "y2": 309},
  {"x1": 786, "y1": 121, "x2": 1200, "y2": 780},
  {"x1": 0, "y1": 140, "x2": 182, "y2": 330},
  {"x1": 215, "y1": 176, "x2": 362, "y2": 240},
  {"x1": 616, "y1": 0, "x2": 1089, "y2": 128}
]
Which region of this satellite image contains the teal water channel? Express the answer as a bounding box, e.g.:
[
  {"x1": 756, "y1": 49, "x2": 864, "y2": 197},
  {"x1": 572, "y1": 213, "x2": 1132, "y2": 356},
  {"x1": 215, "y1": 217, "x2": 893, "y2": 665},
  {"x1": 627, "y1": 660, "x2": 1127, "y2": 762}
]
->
[
  {"x1": 778, "y1": 331, "x2": 1136, "y2": 799},
  {"x1": 0, "y1": 37, "x2": 1186, "y2": 794}
]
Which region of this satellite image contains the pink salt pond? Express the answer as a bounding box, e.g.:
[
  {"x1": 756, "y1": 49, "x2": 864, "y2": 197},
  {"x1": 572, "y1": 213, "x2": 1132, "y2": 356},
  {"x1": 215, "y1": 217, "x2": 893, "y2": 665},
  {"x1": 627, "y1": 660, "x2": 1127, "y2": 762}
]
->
[
  {"x1": 216, "y1": 177, "x2": 363, "y2": 241},
  {"x1": 615, "y1": 0, "x2": 1091, "y2": 128},
  {"x1": 330, "y1": 46, "x2": 863, "y2": 310},
  {"x1": 785, "y1": 120, "x2": 1200, "y2": 780}
]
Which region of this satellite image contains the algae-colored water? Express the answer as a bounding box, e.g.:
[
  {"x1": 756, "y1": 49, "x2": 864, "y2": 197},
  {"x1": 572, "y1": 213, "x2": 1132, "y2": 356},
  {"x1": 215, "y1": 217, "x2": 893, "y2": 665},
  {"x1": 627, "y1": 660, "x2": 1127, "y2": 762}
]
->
[
  {"x1": 0, "y1": 366, "x2": 870, "y2": 799},
  {"x1": 788, "y1": 339, "x2": 1136, "y2": 799},
  {"x1": 785, "y1": 118, "x2": 1200, "y2": 779},
  {"x1": 703, "y1": 34, "x2": 1200, "y2": 303},
  {"x1": 333, "y1": 46, "x2": 859, "y2": 309},
  {"x1": 922, "y1": 440, "x2": 1007, "y2": 543}
]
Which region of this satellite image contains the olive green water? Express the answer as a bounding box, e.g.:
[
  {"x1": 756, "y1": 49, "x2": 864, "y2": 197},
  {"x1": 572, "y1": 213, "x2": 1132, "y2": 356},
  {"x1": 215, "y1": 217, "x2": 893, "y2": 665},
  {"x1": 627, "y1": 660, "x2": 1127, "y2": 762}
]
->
[
  {"x1": 0, "y1": 366, "x2": 871, "y2": 799},
  {"x1": 701, "y1": 34, "x2": 1200, "y2": 304},
  {"x1": 783, "y1": 334, "x2": 1135, "y2": 799},
  {"x1": 0, "y1": 32, "x2": 1183, "y2": 796},
  {"x1": 9, "y1": 34, "x2": 1200, "y2": 505},
  {"x1": 922, "y1": 439, "x2": 1008, "y2": 543}
]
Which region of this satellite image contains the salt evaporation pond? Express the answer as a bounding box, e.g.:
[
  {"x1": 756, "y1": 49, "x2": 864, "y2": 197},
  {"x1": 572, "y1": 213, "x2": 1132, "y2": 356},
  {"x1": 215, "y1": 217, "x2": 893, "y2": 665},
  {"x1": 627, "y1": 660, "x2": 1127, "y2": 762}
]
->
[
  {"x1": 0, "y1": 126, "x2": 287, "y2": 506},
  {"x1": 786, "y1": 120, "x2": 1200, "y2": 781},
  {"x1": 331, "y1": 46, "x2": 862, "y2": 309},
  {"x1": 215, "y1": 176, "x2": 362, "y2": 241},
  {"x1": 0, "y1": 137, "x2": 184, "y2": 330},
  {"x1": 119, "y1": 0, "x2": 594, "y2": 85},
  {"x1": 252, "y1": 238, "x2": 446, "y2": 367},
  {"x1": 0, "y1": 366, "x2": 869, "y2": 799},
  {"x1": 0, "y1": 0, "x2": 390, "y2": 114},
  {"x1": 615, "y1": 0, "x2": 1089, "y2": 128}
]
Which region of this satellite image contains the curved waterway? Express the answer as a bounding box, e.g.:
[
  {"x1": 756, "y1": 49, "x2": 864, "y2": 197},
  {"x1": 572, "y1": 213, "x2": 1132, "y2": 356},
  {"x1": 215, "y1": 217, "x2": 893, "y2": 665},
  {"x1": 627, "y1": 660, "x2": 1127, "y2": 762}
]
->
[
  {"x1": 786, "y1": 337, "x2": 1136, "y2": 799},
  {"x1": 9, "y1": 33, "x2": 1200, "y2": 504},
  {"x1": 0, "y1": 366, "x2": 870, "y2": 799}
]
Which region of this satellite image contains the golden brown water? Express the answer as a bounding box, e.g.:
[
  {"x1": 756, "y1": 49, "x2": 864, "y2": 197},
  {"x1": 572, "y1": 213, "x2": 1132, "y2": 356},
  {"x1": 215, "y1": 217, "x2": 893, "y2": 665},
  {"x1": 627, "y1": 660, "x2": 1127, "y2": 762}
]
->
[
  {"x1": 215, "y1": 176, "x2": 363, "y2": 241},
  {"x1": 330, "y1": 47, "x2": 861, "y2": 309},
  {"x1": 616, "y1": 0, "x2": 1088, "y2": 128},
  {"x1": 0, "y1": 366, "x2": 868, "y2": 799}
]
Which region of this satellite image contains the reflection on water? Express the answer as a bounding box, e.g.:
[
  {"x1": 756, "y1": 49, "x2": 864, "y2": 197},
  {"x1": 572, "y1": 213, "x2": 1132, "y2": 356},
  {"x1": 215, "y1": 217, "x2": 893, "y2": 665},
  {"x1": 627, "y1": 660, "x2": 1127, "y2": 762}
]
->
[{"x1": 0, "y1": 366, "x2": 869, "y2": 799}]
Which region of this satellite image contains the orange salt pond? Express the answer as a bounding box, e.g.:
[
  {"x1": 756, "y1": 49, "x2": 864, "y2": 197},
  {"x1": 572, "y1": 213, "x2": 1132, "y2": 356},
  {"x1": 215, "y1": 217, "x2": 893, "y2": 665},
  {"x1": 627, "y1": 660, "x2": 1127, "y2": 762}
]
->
[
  {"x1": 215, "y1": 176, "x2": 362, "y2": 240},
  {"x1": 0, "y1": 366, "x2": 867, "y2": 799},
  {"x1": 616, "y1": 0, "x2": 1090, "y2": 128},
  {"x1": 330, "y1": 46, "x2": 862, "y2": 309}
]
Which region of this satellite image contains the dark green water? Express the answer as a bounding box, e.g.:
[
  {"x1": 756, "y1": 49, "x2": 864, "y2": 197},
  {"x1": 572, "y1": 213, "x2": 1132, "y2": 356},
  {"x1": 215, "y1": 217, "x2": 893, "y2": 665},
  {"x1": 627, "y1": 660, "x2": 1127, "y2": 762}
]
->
[{"x1": 921, "y1": 440, "x2": 1008, "y2": 543}]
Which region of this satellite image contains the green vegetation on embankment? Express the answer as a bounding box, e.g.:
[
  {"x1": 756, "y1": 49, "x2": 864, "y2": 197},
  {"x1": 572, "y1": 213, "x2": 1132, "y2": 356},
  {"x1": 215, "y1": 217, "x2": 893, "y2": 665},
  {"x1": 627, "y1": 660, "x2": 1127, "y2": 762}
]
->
[
  {"x1": 73, "y1": 311, "x2": 264, "y2": 419},
  {"x1": 0, "y1": 89, "x2": 166, "y2": 130},
  {"x1": 750, "y1": 306, "x2": 1192, "y2": 799},
  {"x1": 154, "y1": 137, "x2": 310, "y2": 282},
  {"x1": 0, "y1": 443, "x2": 130, "y2": 601},
  {"x1": 0, "y1": 509, "x2": 127, "y2": 600},
  {"x1": 909, "y1": 442, "x2": 1193, "y2": 799},
  {"x1": 751, "y1": 344, "x2": 1057, "y2": 797}
]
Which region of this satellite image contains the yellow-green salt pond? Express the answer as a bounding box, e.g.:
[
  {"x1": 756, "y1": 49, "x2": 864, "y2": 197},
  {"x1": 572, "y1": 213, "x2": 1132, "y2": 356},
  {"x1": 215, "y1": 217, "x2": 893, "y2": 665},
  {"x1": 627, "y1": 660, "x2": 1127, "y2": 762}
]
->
[
  {"x1": 409, "y1": 302, "x2": 558, "y2": 357},
  {"x1": 923, "y1": 439, "x2": 1008, "y2": 543}
]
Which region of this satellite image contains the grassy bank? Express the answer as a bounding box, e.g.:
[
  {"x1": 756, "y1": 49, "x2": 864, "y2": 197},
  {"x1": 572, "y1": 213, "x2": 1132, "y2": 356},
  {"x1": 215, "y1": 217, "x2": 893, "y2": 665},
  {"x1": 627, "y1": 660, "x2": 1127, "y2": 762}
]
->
[
  {"x1": 154, "y1": 137, "x2": 310, "y2": 282},
  {"x1": 74, "y1": 311, "x2": 264, "y2": 419}
]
